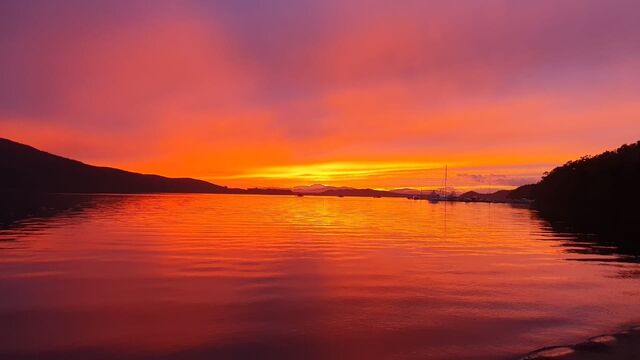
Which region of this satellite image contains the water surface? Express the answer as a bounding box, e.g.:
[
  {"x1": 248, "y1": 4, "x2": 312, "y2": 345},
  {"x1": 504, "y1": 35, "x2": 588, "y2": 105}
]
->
[{"x1": 1, "y1": 194, "x2": 639, "y2": 359}]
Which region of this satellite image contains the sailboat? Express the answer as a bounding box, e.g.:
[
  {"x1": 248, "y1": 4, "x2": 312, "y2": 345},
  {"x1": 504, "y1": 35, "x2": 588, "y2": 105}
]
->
[{"x1": 428, "y1": 165, "x2": 448, "y2": 203}]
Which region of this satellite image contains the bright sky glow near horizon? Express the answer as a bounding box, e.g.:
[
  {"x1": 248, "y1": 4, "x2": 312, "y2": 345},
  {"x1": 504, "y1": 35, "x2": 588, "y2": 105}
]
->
[{"x1": 1, "y1": 0, "x2": 639, "y2": 191}]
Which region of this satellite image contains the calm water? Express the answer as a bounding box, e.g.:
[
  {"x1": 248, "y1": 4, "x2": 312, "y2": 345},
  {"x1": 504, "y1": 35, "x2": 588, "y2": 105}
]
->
[{"x1": 0, "y1": 194, "x2": 639, "y2": 360}]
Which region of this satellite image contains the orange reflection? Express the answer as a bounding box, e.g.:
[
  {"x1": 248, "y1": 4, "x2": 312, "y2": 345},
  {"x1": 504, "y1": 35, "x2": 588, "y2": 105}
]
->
[{"x1": 1, "y1": 194, "x2": 640, "y2": 359}]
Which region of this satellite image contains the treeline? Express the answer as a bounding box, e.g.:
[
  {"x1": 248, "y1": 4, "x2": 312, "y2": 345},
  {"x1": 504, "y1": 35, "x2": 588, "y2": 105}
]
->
[{"x1": 532, "y1": 140, "x2": 640, "y2": 236}]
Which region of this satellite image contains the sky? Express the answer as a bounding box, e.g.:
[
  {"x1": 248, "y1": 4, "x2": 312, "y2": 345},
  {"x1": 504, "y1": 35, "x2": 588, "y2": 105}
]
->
[{"x1": 1, "y1": 0, "x2": 639, "y2": 192}]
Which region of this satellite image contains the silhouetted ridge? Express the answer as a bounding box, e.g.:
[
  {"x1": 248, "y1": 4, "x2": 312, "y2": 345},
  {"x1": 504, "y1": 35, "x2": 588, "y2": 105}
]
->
[
  {"x1": 316, "y1": 188, "x2": 406, "y2": 198},
  {"x1": 244, "y1": 188, "x2": 294, "y2": 195},
  {"x1": 507, "y1": 184, "x2": 537, "y2": 200},
  {"x1": 0, "y1": 138, "x2": 236, "y2": 194},
  {"x1": 459, "y1": 190, "x2": 511, "y2": 202},
  {"x1": 533, "y1": 140, "x2": 640, "y2": 236}
]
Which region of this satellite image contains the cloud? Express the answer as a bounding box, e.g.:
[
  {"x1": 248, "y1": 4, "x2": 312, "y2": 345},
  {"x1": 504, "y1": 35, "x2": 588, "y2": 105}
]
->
[{"x1": 1, "y1": 0, "x2": 639, "y2": 189}]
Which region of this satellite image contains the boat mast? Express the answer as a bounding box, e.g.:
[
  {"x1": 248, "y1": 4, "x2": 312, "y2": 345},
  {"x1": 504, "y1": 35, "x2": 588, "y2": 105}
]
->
[{"x1": 444, "y1": 165, "x2": 448, "y2": 201}]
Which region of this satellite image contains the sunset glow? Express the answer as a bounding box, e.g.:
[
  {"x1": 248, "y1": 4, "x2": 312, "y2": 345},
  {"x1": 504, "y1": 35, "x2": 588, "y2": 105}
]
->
[{"x1": 1, "y1": 1, "x2": 639, "y2": 190}]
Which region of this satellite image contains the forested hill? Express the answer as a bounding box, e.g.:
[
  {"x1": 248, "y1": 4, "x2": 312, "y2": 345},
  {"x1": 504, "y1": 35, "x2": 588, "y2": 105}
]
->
[{"x1": 534, "y1": 140, "x2": 640, "y2": 235}]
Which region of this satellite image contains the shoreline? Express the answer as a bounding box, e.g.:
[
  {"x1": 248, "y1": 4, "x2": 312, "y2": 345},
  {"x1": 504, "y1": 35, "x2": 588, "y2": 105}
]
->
[{"x1": 518, "y1": 325, "x2": 640, "y2": 359}]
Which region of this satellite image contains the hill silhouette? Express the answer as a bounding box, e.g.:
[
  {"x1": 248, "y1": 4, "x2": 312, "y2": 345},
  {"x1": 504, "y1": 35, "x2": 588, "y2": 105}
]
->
[
  {"x1": 293, "y1": 184, "x2": 355, "y2": 194},
  {"x1": 313, "y1": 188, "x2": 405, "y2": 198},
  {"x1": 533, "y1": 140, "x2": 640, "y2": 236},
  {"x1": 506, "y1": 184, "x2": 537, "y2": 200},
  {"x1": 0, "y1": 138, "x2": 239, "y2": 194},
  {"x1": 459, "y1": 190, "x2": 511, "y2": 202}
]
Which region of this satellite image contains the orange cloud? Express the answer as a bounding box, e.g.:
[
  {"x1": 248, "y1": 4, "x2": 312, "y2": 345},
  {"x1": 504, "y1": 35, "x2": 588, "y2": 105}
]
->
[{"x1": 1, "y1": 1, "x2": 639, "y2": 191}]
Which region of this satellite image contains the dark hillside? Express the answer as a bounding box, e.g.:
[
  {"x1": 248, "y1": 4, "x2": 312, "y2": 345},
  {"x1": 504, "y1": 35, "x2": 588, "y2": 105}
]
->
[
  {"x1": 0, "y1": 138, "x2": 235, "y2": 194},
  {"x1": 534, "y1": 141, "x2": 640, "y2": 235}
]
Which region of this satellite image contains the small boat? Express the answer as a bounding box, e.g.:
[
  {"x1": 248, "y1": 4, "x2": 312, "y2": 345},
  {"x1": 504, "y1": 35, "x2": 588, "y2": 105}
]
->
[
  {"x1": 428, "y1": 190, "x2": 440, "y2": 203},
  {"x1": 427, "y1": 165, "x2": 448, "y2": 203}
]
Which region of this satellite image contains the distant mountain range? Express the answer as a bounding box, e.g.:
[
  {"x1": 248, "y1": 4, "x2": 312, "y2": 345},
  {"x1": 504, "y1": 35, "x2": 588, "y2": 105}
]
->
[
  {"x1": 388, "y1": 188, "x2": 423, "y2": 195},
  {"x1": 0, "y1": 137, "x2": 524, "y2": 199},
  {"x1": 292, "y1": 184, "x2": 353, "y2": 193},
  {"x1": 292, "y1": 184, "x2": 407, "y2": 197},
  {"x1": 458, "y1": 190, "x2": 512, "y2": 202}
]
